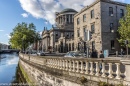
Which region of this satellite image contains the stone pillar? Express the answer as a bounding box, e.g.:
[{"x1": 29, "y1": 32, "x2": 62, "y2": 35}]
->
[
  {"x1": 69, "y1": 14, "x2": 70, "y2": 23},
  {"x1": 65, "y1": 15, "x2": 67, "y2": 24},
  {"x1": 121, "y1": 59, "x2": 130, "y2": 84},
  {"x1": 59, "y1": 17, "x2": 60, "y2": 24},
  {"x1": 72, "y1": 15, "x2": 74, "y2": 22},
  {"x1": 108, "y1": 63, "x2": 113, "y2": 78}
]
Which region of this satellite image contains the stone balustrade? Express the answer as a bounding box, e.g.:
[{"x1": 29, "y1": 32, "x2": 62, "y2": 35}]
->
[
  {"x1": 19, "y1": 53, "x2": 130, "y2": 85},
  {"x1": 45, "y1": 57, "x2": 125, "y2": 79}
]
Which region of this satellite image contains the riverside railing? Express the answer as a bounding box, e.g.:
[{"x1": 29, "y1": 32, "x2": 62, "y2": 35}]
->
[{"x1": 19, "y1": 53, "x2": 130, "y2": 85}]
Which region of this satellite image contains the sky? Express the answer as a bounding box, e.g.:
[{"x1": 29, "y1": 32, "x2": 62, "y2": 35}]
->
[{"x1": 0, "y1": 0, "x2": 130, "y2": 45}]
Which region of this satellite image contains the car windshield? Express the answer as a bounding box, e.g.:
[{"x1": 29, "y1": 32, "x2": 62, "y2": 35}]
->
[{"x1": 67, "y1": 51, "x2": 82, "y2": 56}]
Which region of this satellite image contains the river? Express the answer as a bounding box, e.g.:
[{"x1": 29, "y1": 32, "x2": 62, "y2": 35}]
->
[{"x1": 0, "y1": 53, "x2": 19, "y2": 84}]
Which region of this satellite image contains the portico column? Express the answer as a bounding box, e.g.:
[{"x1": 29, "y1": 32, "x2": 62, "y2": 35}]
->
[
  {"x1": 65, "y1": 15, "x2": 67, "y2": 24},
  {"x1": 72, "y1": 15, "x2": 74, "y2": 22},
  {"x1": 60, "y1": 17, "x2": 62, "y2": 24},
  {"x1": 69, "y1": 14, "x2": 70, "y2": 23},
  {"x1": 62, "y1": 15, "x2": 64, "y2": 24},
  {"x1": 59, "y1": 17, "x2": 60, "y2": 24}
]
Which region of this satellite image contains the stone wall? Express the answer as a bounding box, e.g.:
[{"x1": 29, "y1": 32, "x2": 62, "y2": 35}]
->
[{"x1": 19, "y1": 54, "x2": 130, "y2": 86}]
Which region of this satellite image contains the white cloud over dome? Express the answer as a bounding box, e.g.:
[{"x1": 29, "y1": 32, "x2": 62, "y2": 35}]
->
[{"x1": 19, "y1": 0, "x2": 125, "y2": 25}]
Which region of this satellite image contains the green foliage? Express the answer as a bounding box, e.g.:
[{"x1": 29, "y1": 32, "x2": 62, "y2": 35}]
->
[
  {"x1": 80, "y1": 76, "x2": 87, "y2": 84},
  {"x1": 9, "y1": 22, "x2": 40, "y2": 50},
  {"x1": 118, "y1": 5, "x2": 130, "y2": 47},
  {"x1": 98, "y1": 81, "x2": 124, "y2": 86}
]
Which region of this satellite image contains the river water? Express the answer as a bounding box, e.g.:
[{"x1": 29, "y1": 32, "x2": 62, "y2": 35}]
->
[{"x1": 0, "y1": 53, "x2": 19, "y2": 84}]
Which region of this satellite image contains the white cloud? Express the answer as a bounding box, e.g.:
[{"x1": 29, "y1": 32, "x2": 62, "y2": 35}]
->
[
  {"x1": 21, "y1": 13, "x2": 29, "y2": 18},
  {"x1": 0, "y1": 30, "x2": 4, "y2": 32},
  {"x1": 5, "y1": 34, "x2": 11, "y2": 38},
  {"x1": 112, "y1": 0, "x2": 125, "y2": 2},
  {"x1": 19, "y1": 0, "x2": 125, "y2": 25}
]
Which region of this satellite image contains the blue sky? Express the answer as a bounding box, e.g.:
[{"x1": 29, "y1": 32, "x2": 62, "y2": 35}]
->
[{"x1": 0, "y1": 0, "x2": 130, "y2": 45}]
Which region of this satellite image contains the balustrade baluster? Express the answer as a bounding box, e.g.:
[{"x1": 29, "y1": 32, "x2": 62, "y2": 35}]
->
[
  {"x1": 50, "y1": 59, "x2": 51, "y2": 67},
  {"x1": 69, "y1": 60, "x2": 72, "y2": 71},
  {"x1": 115, "y1": 63, "x2": 121, "y2": 79},
  {"x1": 95, "y1": 62, "x2": 100, "y2": 76},
  {"x1": 58, "y1": 60, "x2": 60, "y2": 69},
  {"x1": 90, "y1": 62, "x2": 94, "y2": 75},
  {"x1": 47, "y1": 59, "x2": 49, "y2": 66},
  {"x1": 50, "y1": 59, "x2": 52, "y2": 68},
  {"x1": 101, "y1": 62, "x2": 106, "y2": 77},
  {"x1": 108, "y1": 63, "x2": 114, "y2": 78},
  {"x1": 66, "y1": 60, "x2": 68, "y2": 71},
  {"x1": 62, "y1": 60, "x2": 65, "y2": 70},
  {"x1": 80, "y1": 61, "x2": 84, "y2": 73},
  {"x1": 73, "y1": 60, "x2": 76, "y2": 72},
  {"x1": 53, "y1": 59, "x2": 55, "y2": 68},
  {"x1": 56, "y1": 59, "x2": 59, "y2": 69},
  {"x1": 60, "y1": 60, "x2": 62, "y2": 70},
  {"x1": 85, "y1": 61, "x2": 89, "y2": 74},
  {"x1": 76, "y1": 61, "x2": 79, "y2": 72},
  {"x1": 55, "y1": 59, "x2": 57, "y2": 68}
]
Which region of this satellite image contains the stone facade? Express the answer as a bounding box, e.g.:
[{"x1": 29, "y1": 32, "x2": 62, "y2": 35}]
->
[
  {"x1": 42, "y1": 8, "x2": 77, "y2": 53},
  {"x1": 74, "y1": 0, "x2": 126, "y2": 54}
]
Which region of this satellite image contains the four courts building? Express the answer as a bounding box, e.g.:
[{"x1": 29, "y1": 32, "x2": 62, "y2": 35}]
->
[
  {"x1": 41, "y1": 0, "x2": 126, "y2": 54},
  {"x1": 42, "y1": 8, "x2": 77, "y2": 53}
]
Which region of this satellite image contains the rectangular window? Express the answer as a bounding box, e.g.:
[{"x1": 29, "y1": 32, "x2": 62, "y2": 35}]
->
[
  {"x1": 77, "y1": 18, "x2": 80, "y2": 24},
  {"x1": 77, "y1": 29, "x2": 80, "y2": 37},
  {"x1": 109, "y1": 7, "x2": 113, "y2": 16},
  {"x1": 120, "y1": 9, "x2": 124, "y2": 18},
  {"x1": 91, "y1": 24, "x2": 95, "y2": 33},
  {"x1": 83, "y1": 14, "x2": 86, "y2": 22},
  {"x1": 110, "y1": 23, "x2": 114, "y2": 32},
  {"x1": 83, "y1": 27, "x2": 87, "y2": 41},
  {"x1": 111, "y1": 40, "x2": 115, "y2": 50},
  {"x1": 92, "y1": 41, "x2": 95, "y2": 51},
  {"x1": 91, "y1": 10, "x2": 94, "y2": 18},
  {"x1": 56, "y1": 33, "x2": 58, "y2": 36}
]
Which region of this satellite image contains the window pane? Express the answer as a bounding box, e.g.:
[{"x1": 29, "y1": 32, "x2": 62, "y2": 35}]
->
[
  {"x1": 83, "y1": 27, "x2": 87, "y2": 41},
  {"x1": 83, "y1": 14, "x2": 86, "y2": 22},
  {"x1": 120, "y1": 9, "x2": 124, "y2": 18},
  {"x1": 91, "y1": 24, "x2": 95, "y2": 33},
  {"x1": 77, "y1": 18, "x2": 80, "y2": 24},
  {"x1": 110, "y1": 23, "x2": 114, "y2": 32},
  {"x1": 111, "y1": 40, "x2": 115, "y2": 49},
  {"x1": 109, "y1": 7, "x2": 113, "y2": 16},
  {"x1": 91, "y1": 10, "x2": 94, "y2": 18},
  {"x1": 77, "y1": 29, "x2": 80, "y2": 37}
]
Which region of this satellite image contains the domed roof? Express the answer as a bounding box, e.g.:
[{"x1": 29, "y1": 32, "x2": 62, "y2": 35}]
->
[{"x1": 60, "y1": 8, "x2": 77, "y2": 13}]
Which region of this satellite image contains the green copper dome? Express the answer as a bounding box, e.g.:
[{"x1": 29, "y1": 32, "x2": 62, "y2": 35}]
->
[{"x1": 60, "y1": 8, "x2": 77, "y2": 13}]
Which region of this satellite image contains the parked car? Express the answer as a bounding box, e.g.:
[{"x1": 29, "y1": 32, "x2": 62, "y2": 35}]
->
[
  {"x1": 64, "y1": 51, "x2": 86, "y2": 58},
  {"x1": 37, "y1": 52, "x2": 45, "y2": 56}
]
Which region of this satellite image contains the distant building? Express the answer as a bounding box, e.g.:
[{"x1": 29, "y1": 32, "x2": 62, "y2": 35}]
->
[
  {"x1": 42, "y1": 8, "x2": 77, "y2": 53},
  {"x1": 74, "y1": 0, "x2": 126, "y2": 53},
  {"x1": 0, "y1": 43, "x2": 9, "y2": 50}
]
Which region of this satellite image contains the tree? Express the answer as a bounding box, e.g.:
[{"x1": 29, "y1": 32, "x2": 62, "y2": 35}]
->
[
  {"x1": 9, "y1": 22, "x2": 40, "y2": 50},
  {"x1": 118, "y1": 5, "x2": 130, "y2": 47}
]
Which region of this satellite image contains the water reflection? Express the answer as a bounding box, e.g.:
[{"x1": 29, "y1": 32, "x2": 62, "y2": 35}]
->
[{"x1": 0, "y1": 53, "x2": 19, "y2": 83}]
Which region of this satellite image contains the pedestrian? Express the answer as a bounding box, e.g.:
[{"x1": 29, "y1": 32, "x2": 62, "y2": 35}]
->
[
  {"x1": 121, "y1": 48, "x2": 124, "y2": 57},
  {"x1": 91, "y1": 49, "x2": 98, "y2": 58},
  {"x1": 99, "y1": 50, "x2": 104, "y2": 71},
  {"x1": 99, "y1": 50, "x2": 104, "y2": 58}
]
